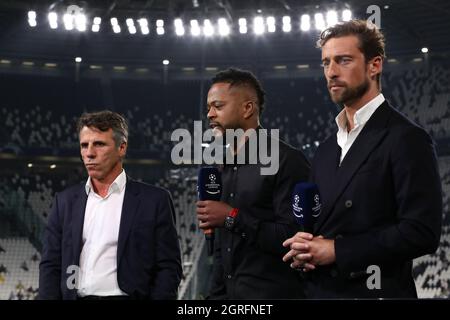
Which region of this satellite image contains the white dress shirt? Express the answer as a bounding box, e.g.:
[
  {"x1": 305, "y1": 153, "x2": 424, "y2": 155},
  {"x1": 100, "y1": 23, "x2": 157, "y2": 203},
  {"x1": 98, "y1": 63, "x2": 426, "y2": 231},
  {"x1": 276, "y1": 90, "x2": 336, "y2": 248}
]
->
[
  {"x1": 335, "y1": 93, "x2": 385, "y2": 164},
  {"x1": 77, "y1": 169, "x2": 127, "y2": 297}
]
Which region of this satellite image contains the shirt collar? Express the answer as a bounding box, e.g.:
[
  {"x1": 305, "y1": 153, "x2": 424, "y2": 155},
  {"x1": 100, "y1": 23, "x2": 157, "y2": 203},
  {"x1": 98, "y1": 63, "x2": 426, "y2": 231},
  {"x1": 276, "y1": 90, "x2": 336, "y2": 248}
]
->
[
  {"x1": 85, "y1": 169, "x2": 127, "y2": 196},
  {"x1": 335, "y1": 93, "x2": 385, "y2": 132}
]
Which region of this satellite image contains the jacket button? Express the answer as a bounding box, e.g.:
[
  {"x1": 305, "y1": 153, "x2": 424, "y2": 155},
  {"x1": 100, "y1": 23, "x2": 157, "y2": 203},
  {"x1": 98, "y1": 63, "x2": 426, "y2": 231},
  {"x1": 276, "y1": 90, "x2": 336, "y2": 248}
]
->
[
  {"x1": 336, "y1": 234, "x2": 343, "y2": 239},
  {"x1": 330, "y1": 269, "x2": 338, "y2": 278},
  {"x1": 345, "y1": 200, "x2": 353, "y2": 208},
  {"x1": 227, "y1": 274, "x2": 232, "y2": 279},
  {"x1": 349, "y1": 272, "x2": 357, "y2": 278}
]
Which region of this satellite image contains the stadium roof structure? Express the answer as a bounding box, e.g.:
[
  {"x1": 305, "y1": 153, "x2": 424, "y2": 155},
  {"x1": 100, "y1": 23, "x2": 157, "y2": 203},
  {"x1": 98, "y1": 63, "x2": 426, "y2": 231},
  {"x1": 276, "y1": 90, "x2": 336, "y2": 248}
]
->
[{"x1": 0, "y1": 0, "x2": 449, "y2": 68}]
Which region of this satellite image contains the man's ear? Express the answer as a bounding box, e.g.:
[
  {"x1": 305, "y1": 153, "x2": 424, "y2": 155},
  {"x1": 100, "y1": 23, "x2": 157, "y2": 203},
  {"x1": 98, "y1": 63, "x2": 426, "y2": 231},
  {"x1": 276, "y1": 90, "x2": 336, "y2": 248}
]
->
[
  {"x1": 369, "y1": 56, "x2": 383, "y2": 77},
  {"x1": 242, "y1": 101, "x2": 256, "y2": 119},
  {"x1": 119, "y1": 142, "x2": 127, "y2": 158}
]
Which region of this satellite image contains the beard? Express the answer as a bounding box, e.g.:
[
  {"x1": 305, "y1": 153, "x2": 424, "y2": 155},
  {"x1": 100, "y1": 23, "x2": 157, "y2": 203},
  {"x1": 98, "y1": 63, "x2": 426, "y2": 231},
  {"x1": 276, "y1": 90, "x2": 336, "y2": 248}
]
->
[{"x1": 329, "y1": 77, "x2": 370, "y2": 106}]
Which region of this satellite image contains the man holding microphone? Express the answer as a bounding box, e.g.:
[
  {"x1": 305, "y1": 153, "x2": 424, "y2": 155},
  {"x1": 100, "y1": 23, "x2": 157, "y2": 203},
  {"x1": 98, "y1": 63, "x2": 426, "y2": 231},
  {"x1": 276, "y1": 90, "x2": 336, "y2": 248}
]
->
[
  {"x1": 196, "y1": 68, "x2": 310, "y2": 299},
  {"x1": 283, "y1": 20, "x2": 442, "y2": 298}
]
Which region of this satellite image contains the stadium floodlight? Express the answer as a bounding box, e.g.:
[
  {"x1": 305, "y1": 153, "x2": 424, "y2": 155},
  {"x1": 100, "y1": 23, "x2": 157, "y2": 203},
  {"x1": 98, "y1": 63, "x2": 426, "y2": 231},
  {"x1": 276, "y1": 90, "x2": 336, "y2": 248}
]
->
[
  {"x1": 300, "y1": 14, "x2": 310, "y2": 31},
  {"x1": 326, "y1": 10, "x2": 338, "y2": 27},
  {"x1": 28, "y1": 11, "x2": 37, "y2": 27},
  {"x1": 138, "y1": 18, "x2": 148, "y2": 27},
  {"x1": 163, "y1": 59, "x2": 170, "y2": 65},
  {"x1": 28, "y1": 11, "x2": 36, "y2": 20},
  {"x1": 174, "y1": 18, "x2": 185, "y2": 36},
  {"x1": 63, "y1": 13, "x2": 74, "y2": 30},
  {"x1": 218, "y1": 18, "x2": 230, "y2": 36},
  {"x1": 266, "y1": 16, "x2": 276, "y2": 33},
  {"x1": 156, "y1": 19, "x2": 165, "y2": 35},
  {"x1": 92, "y1": 17, "x2": 101, "y2": 32},
  {"x1": 113, "y1": 25, "x2": 121, "y2": 33},
  {"x1": 128, "y1": 25, "x2": 137, "y2": 34},
  {"x1": 48, "y1": 12, "x2": 58, "y2": 29},
  {"x1": 203, "y1": 19, "x2": 214, "y2": 37},
  {"x1": 75, "y1": 13, "x2": 86, "y2": 32},
  {"x1": 140, "y1": 26, "x2": 149, "y2": 34},
  {"x1": 238, "y1": 18, "x2": 247, "y2": 34},
  {"x1": 342, "y1": 9, "x2": 352, "y2": 21},
  {"x1": 314, "y1": 13, "x2": 326, "y2": 31},
  {"x1": 111, "y1": 17, "x2": 121, "y2": 33},
  {"x1": 253, "y1": 16, "x2": 265, "y2": 35},
  {"x1": 282, "y1": 16, "x2": 291, "y2": 32},
  {"x1": 126, "y1": 18, "x2": 136, "y2": 34},
  {"x1": 421, "y1": 47, "x2": 429, "y2": 53},
  {"x1": 137, "y1": 18, "x2": 149, "y2": 34},
  {"x1": 157, "y1": 27, "x2": 165, "y2": 35},
  {"x1": 28, "y1": 19, "x2": 37, "y2": 27},
  {"x1": 75, "y1": 57, "x2": 82, "y2": 63},
  {"x1": 190, "y1": 20, "x2": 201, "y2": 36}
]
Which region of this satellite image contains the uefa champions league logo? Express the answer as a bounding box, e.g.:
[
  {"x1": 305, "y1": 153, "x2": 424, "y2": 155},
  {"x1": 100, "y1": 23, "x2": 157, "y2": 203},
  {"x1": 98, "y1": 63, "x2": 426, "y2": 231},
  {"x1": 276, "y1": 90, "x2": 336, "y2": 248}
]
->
[
  {"x1": 312, "y1": 193, "x2": 322, "y2": 217},
  {"x1": 294, "y1": 195, "x2": 300, "y2": 207},
  {"x1": 205, "y1": 173, "x2": 220, "y2": 195},
  {"x1": 293, "y1": 194, "x2": 302, "y2": 216}
]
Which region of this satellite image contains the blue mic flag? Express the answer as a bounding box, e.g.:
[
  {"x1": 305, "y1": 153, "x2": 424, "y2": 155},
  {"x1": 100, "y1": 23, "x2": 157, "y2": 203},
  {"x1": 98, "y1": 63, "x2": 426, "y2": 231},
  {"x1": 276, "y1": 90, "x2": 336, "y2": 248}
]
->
[
  {"x1": 292, "y1": 182, "x2": 322, "y2": 233},
  {"x1": 197, "y1": 167, "x2": 222, "y2": 255}
]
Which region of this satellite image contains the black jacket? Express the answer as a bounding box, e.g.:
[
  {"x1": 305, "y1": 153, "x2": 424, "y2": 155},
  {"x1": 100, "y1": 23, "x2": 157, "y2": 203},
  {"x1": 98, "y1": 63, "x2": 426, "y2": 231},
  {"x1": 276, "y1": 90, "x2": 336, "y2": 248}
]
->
[{"x1": 306, "y1": 101, "x2": 442, "y2": 298}]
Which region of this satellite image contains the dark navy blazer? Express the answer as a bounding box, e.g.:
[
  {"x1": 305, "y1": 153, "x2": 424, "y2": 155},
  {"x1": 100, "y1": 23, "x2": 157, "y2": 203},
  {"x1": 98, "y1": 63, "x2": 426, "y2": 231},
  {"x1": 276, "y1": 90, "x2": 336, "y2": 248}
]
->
[{"x1": 39, "y1": 177, "x2": 182, "y2": 300}]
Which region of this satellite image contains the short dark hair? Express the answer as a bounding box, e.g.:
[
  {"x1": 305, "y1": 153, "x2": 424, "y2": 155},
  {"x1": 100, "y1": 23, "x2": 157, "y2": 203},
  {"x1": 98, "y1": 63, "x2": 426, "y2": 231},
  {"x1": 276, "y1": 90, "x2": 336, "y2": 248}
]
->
[
  {"x1": 77, "y1": 110, "x2": 128, "y2": 147},
  {"x1": 317, "y1": 19, "x2": 386, "y2": 86},
  {"x1": 212, "y1": 67, "x2": 266, "y2": 113}
]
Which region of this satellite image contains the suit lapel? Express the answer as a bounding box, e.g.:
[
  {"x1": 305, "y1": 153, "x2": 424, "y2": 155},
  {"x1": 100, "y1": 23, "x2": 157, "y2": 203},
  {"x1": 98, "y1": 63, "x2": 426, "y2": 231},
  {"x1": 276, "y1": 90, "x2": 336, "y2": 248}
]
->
[
  {"x1": 71, "y1": 186, "x2": 88, "y2": 264},
  {"x1": 315, "y1": 102, "x2": 391, "y2": 232},
  {"x1": 117, "y1": 177, "x2": 140, "y2": 265}
]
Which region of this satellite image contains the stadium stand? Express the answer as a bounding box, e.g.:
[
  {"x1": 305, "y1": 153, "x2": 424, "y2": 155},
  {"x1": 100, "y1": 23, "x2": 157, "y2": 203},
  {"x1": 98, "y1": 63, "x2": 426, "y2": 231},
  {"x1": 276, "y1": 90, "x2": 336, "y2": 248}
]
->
[{"x1": 0, "y1": 59, "x2": 449, "y2": 299}]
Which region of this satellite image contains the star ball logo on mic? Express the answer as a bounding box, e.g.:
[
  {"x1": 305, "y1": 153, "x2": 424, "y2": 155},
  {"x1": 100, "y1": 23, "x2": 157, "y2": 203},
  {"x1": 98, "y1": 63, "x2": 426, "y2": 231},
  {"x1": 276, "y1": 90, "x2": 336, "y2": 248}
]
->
[
  {"x1": 293, "y1": 194, "x2": 303, "y2": 218},
  {"x1": 312, "y1": 193, "x2": 322, "y2": 217},
  {"x1": 206, "y1": 173, "x2": 220, "y2": 195}
]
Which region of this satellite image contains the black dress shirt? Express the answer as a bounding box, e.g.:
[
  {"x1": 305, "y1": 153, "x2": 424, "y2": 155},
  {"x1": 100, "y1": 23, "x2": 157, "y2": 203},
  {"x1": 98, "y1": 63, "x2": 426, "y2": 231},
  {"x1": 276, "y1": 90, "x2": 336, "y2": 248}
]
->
[{"x1": 209, "y1": 128, "x2": 310, "y2": 299}]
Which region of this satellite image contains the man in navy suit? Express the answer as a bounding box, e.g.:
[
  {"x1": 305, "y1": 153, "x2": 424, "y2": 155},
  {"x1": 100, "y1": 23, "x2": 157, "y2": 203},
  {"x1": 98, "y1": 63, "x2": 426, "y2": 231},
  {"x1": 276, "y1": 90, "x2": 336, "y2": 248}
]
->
[
  {"x1": 283, "y1": 20, "x2": 442, "y2": 298},
  {"x1": 39, "y1": 111, "x2": 182, "y2": 300}
]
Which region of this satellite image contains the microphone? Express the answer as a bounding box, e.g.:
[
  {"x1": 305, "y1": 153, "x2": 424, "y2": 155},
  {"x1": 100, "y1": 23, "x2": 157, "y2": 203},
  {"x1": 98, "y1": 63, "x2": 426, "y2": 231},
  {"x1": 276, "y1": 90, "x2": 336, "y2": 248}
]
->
[
  {"x1": 197, "y1": 167, "x2": 222, "y2": 256},
  {"x1": 292, "y1": 182, "x2": 322, "y2": 233}
]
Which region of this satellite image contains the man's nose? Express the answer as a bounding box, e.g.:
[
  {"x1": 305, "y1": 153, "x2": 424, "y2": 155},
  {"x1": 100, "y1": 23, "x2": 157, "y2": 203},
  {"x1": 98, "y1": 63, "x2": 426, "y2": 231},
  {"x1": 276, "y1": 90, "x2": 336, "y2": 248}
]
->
[
  {"x1": 207, "y1": 108, "x2": 216, "y2": 119},
  {"x1": 326, "y1": 60, "x2": 339, "y2": 79},
  {"x1": 86, "y1": 144, "x2": 96, "y2": 158}
]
